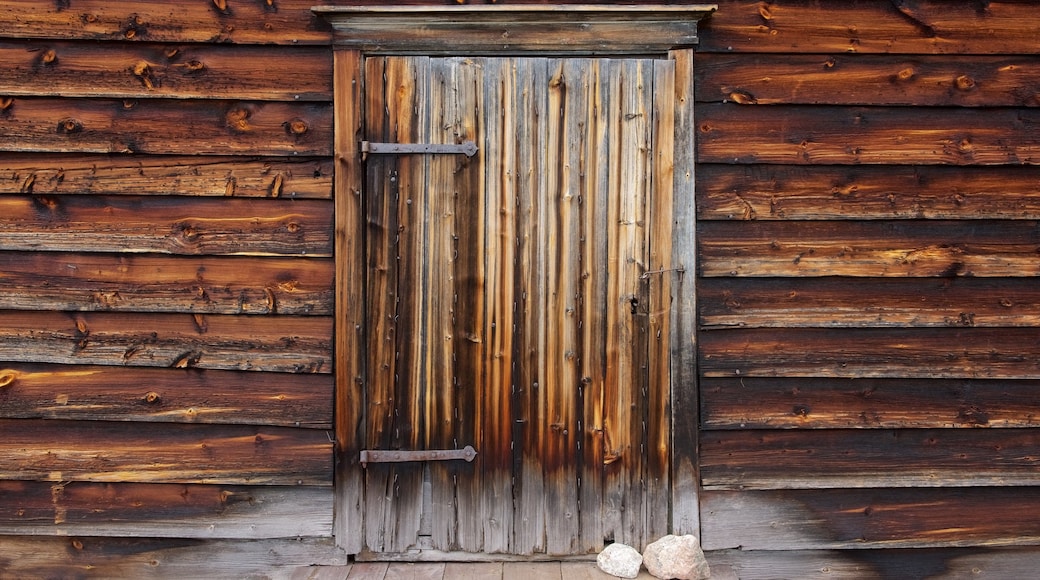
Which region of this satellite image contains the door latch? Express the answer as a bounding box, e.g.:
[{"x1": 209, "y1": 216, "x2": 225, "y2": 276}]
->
[
  {"x1": 360, "y1": 140, "x2": 478, "y2": 160},
  {"x1": 359, "y1": 445, "x2": 477, "y2": 467}
]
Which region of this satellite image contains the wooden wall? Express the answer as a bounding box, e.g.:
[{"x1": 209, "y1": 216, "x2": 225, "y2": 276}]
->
[
  {"x1": 0, "y1": 1, "x2": 341, "y2": 576},
  {"x1": 694, "y1": 0, "x2": 1040, "y2": 577}
]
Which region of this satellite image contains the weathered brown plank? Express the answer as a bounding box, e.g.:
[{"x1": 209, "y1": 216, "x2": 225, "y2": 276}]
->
[
  {"x1": 384, "y1": 562, "x2": 445, "y2": 580},
  {"x1": 700, "y1": 327, "x2": 1040, "y2": 379},
  {"x1": 700, "y1": 428, "x2": 1040, "y2": 489},
  {"x1": 0, "y1": 419, "x2": 332, "y2": 485},
  {"x1": 699, "y1": 220, "x2": 1040, "y2": 278},
  {"x1": 702, "y1": 488, "x2": 1040, "y2": 550},
  {"x1": 0, "y1": 482, "x2": 334, "y2": 538},
  {"x1": 0, "y1": 252, "x2": 333, "y2": 315},
  {"x1": 0, "y1": 40, "x2": 331, "y2": 101},
  {"x1": 0, "y1": 363, "x2": 332, "y2": 427},
  {"x1": 697, "y1": 105, "x2": 1040, "y2": 165},
  {"x1": 0, "y1": 195, "x2": 332, "y2": 256},
  {"x1": 0, "y1": 537, "x2": 348, "y2": 578},
  {"x1": 0, "y1": 0, "x2": 334, "y2": 45},
  {"x1": 0, "y1": 310, "x2": 331, "y2": 373},
  {"x1": 697, "y1": 0, "x2": 1040, "y2": 55},
  {"x1": 700, "y1": 377, "x2": 1040, "y2": 430},
  {"x1": 699, "y1": 277, "x2": 1040, "y2": 329},
  {"x1": 0, "y1": 98, "x2": 332, "y2": 156},
  {"x1": 697, "y1": 164, "x2": 1040, "y2": 221},
  {"x1": 708, "y1": 547, "x2": 1040, "y2": 580},
  {"x1": 0, "y1": 154, "x2": 332, "y2": 198},
  {"x1": 696, "y1": 54, "x2": 1040, "y2": 107}
]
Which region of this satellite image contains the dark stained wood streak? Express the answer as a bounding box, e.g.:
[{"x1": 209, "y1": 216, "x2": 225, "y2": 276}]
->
[
  {"x1": 0, "y1": 98, "x2": 332, "y2": 156},
  {"x1": 0, "y1": 41, "x2": 332, "y2": 101},
  {"x1": 0, "y1": 310, "x2": 331, "y2": 374},
  {"x1": 700, "y1": 377, "x2": 1040, "y2": 430},
  {"x1": 700, "y1": 327, "x2": 1040, "y2": 379},
  {"x1": 0, "y1": 154, "x2": 333, "y2": 199},
  {"x1": 0, "y1": 419, "x2": 333, "y2": 485},
  {"x1": 698, "y1": 220, "x2": 1040, "y2": 278},
  {"x1": 700, "y1": 428, "x2": 1040, "y2": 490},
  {"x1": 0, "y1": 195, "x2": 332, "y2": 256},
  {"x1": 697, "y1": 164, "x2": 1040, "y2": 221},
  {"x1": 0, "y1": 363, "x2": 332, "y2": 427},
  {"x1": 697, "y1": 105, "x2": 1040, "y2": 165},
  {"x1": 0, "y1": 482, "x2": 334, "y2": 538},
  {"x1": 699, "y1": 277, "x2": 1040, "y2": 329},
  {"x1": 695, "y1": 54, "x2": 1040, "y2": 107},
  {"x1": 0, "y1": 252, "x2": 333, "y2": 315}
]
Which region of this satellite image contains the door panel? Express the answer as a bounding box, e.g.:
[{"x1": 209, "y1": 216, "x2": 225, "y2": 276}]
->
[{"x1": 359, "y1": 55, "x2": 675, "y2": 555}]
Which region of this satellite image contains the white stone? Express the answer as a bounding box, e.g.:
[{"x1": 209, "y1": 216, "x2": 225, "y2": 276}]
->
[
  {"x1": 596, "y1": 542, "x2": 643, "y2": 579},
  {"x1": 642, "y1": 534, "x2": 710, "y2": 580}
]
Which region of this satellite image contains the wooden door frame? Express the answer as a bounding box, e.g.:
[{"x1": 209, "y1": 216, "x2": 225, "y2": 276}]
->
[{"x1": 315, "y1": 4, "x2": 716, "y2": 556}]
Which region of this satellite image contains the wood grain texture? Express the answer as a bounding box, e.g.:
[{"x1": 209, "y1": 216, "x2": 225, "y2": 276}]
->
[
  {"x1": 0, "y1": 97, "x2": 332, "y2": 156},
  {"x1": 699, "y1": 220, "x2": 1040, "y2": 278},
  {"x1": 0, "y1": 482, "x2": 335, "y2": 539},
  {"x1": 0, "y1": 195, "x2": 332, "y2": 256},
  {"x1": 0, "y1": 310, "x2": 331, "y2": 373},
  {"x1": 0, "y1": 252, "x2": 332, "y2": 315},
  {"x1": 0, "y1": 40, "x2": 331, "y2": 101},
  {"x1": 0, "y1": 419, "x2": 332, "y2": 485},
  {"x1": 701, "y1": 377, "x2": 1040, "y2": 430},
  {"x1": 697, "y1": 104, "x2": 1040, "y2": 165},
  {"x1": 702, "y1": 487, "x2": 1040, "y2": 550},
  {"x1": 700, "y1": 428, "x2": 1040, "y2": 489},
  {"x1": 695, "y1": 54, "x2": 1040, "y2": 107},
  {"x1": 699, "y1": 277, "x2": 1040, "y2": 329},
  {"x1": 0, "y1": 154, "x2": 332, "y2": 198},
  {"x1": 697, "y1": 0, "x2": 1040, "y2": 55},
  {"x1": 696, "y1": 163, "x2": 1040, "y2": 221},
  {"x1": 700, "y1": 327, "x2": 1040, "y2": 379},
  {"x1": 0, "y1": 363, "x2": 332, "y2": 427}
]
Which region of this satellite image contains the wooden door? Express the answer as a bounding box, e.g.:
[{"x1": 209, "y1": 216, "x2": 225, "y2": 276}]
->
[{"x1": 354, "y1": 55, "x2": 678, "y2": 555}]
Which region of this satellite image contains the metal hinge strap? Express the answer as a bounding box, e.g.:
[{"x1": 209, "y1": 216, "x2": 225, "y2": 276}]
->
[
  {"x1": 360, "y1": 140, "x2": 478, "y2": 159},
  {"x1": 359, "y1": 445, "x2": 477, "y2": 467}
]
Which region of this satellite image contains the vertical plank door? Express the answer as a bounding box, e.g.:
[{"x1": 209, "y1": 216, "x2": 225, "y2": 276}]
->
[{"x1": 356, "y1": 55, "x2": 677, "y2": 555}]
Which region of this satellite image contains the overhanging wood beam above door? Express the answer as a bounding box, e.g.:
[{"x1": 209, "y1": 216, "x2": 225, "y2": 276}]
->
[{"x1": 313, "y1": 4, "x2": 717, "y2": 55}]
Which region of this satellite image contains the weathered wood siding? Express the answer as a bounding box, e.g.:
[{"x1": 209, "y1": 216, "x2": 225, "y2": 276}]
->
[
  {"x1": 695, "y1": 0, "x2": 1040, "y2": 576},
  {"x1": 0, "y1": 1, "x2": 338, "y2": 572}
]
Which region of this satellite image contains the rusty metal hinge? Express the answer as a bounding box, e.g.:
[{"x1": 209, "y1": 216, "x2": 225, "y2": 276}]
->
[
  {"x1": 359, "y1": 445, "x2": 477, "y2": 467},
  {"x1": 360, "y1": 140, "x2": 478, "y2": 160}
]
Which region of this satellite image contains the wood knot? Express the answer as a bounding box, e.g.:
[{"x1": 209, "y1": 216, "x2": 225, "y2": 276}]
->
[
  {"x1": 0, "y1": 370, "x2": 17, "y2": 389},
  {"x1": 57, "y1": 118, "x2": 83, "y2": 134},
  {"x1": 727, "y1": 90, "x2": 758, "y2": 105},
  {"x1": 164, "y1": 48, "x2": 179, "y2": 59},
  {"x1": 896, "y1": 67, "x2": 914, "y2": 81},
  {"x1": 0, "y1": 97, "x2": 13, "y2": 111},
  {"x1": 955, "y1": 75, "x2": 976, "y2": 90},
  {"x1": 225, "y1": 107, "x2": 252, "y2": 132},
  {"x1": 284, "y1": 118, "x2": 309, "y2": 136},
  {"x1": 132, "y1": 61, "x2": 156, "y2": 90},
  {"x1": 143, "y1": 391, "x2": 162, "y2": 404},
  {"x1": 184, "y1": 60, "x2": 206, "y2": 73},
  {"x1": 213, "y1": 0, "x2": 230, "y2": 13},
  {"x1": 41, "y1": 49, "x2": 58, "y2": 65}
]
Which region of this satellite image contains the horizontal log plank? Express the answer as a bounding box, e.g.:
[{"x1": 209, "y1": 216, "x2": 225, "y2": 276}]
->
[
  {"x1": 2, "y1": 540, "x2": 345, "y2": 578},
  {"x1": 0, "y1": 154, "x2": 332, "y2": 198},
  {"x1": 697, "y1": 104, "x2": 1040, "y2": 165},
  {"x1": 700, "y1": 428, "x2": 1040, "y2": 490},
  {"x1": 0, "y1": 195, "x2": 332, "y2": 256},
  {"x1": 700, "y1": 327, "x2": 1040, "y2": 379},
  {"x1": 696, "y1": 54, "x2": 1040, "y2": 107},
  {"x1": 0, "y1": 252, "x2": 332, "y2": 315},
  {"x1": 702, "y1": 488, "x2": 1040, "y2": 550},
  {"x1": 0, "y1": 482, "x2": 335, "y2": 539},
  {"x1": 0, "y1": 363, "x2": 332, "y2": 427},
  {"x1": 697, "y1": 0, "x2": 1040, "y2": 55},
  {"x1": 0, "y1": 0, "x2": 334, "y2": 45},
  {"x1": 0, "y1": 310, "x2": 331, "y2": 373},
  {"x1": 699, "y1": 277, "x2": 1040, "y2": 328},
  {"x1": 0, "y1": 98, "x2": 332, "y2": 156},
  {"x1": 0, "y1": 40, "x2": 332, "y2": 101},
  {"x1": 697, "y1": 164, "x2": 1040, "y2": 220},
  {"x1": 700, "y1": 377, "x2": 1040, "y2": 430},
  {"x1": 699, "y1": 220, "x2": 1040, "y2": 278},
  {"x1": 0, "y1": 537, "x2": 347, "y2": 577},
  {"x1": 0, "y1": 419, "x2": 332, "y2": 485},
  {"x1": 708, "y1": 547, "x2": 1040, "y2": 580}
]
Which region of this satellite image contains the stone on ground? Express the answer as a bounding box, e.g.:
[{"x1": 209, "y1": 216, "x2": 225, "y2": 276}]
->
[
  {"x1": 642, "y1": 534, "x2": 710, "y2": 580},
  {"x1": 596, "y1": 542, "x2": 643, "y2": 579}
]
